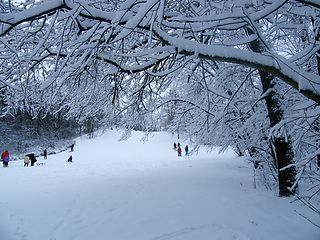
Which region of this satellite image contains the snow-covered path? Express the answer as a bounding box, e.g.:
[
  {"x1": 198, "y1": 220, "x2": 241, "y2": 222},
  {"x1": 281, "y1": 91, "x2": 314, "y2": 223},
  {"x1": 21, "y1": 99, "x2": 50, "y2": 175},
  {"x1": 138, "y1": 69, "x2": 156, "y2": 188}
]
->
[{"x1": 0, "y1": 130, "x2": 319, "y2": 240}]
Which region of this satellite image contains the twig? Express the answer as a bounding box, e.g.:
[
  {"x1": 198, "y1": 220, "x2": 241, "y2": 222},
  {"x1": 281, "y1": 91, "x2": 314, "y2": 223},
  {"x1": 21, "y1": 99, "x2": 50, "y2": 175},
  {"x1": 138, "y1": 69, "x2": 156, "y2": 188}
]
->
[{"x1": 294, "y1": 210, "x2": 320, "y2": 229}]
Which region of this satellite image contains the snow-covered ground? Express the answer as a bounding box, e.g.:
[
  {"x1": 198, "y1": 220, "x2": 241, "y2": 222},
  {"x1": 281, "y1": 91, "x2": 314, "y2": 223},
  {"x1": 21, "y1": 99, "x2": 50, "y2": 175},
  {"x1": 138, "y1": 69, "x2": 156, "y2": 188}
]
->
[{"x1": 0, "y1": 130, "x2": 319, "y2": 240}]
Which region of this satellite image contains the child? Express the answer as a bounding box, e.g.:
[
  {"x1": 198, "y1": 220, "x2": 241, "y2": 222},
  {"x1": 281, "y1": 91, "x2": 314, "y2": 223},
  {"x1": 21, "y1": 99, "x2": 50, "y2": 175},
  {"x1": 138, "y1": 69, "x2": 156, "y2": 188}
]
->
[{"x1": 24, "y1": 156, "x2": 30, "y2": 167}]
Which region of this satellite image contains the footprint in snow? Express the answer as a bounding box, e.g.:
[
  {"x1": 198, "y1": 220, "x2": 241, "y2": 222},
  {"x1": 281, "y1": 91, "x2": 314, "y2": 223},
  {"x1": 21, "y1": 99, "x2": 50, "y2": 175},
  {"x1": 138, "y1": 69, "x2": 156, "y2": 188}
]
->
[{"x1": 151, "y1": 224, "x2": 252, "y2": 240}]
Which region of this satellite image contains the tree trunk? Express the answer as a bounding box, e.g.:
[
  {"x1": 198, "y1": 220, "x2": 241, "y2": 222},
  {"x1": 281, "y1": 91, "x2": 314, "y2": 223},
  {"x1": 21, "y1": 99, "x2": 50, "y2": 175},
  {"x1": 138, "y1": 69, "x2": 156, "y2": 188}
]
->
[{"x1": 247, "y1": 29, "x2": 298, "y2": 197}]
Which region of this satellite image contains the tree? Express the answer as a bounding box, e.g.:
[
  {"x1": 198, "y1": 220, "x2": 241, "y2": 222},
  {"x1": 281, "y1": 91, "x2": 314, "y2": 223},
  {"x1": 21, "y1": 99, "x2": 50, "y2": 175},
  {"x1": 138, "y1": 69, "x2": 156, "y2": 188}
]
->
[{"x1": 0, "y1": 0, "x2": 320, "y2": 197}]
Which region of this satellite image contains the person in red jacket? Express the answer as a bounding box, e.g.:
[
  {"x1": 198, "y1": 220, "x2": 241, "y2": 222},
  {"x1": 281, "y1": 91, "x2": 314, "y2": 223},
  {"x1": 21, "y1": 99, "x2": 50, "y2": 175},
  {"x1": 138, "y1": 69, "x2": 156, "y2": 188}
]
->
[{"x1": 1, "y1": 150, "x2": 9, "y2": 167}]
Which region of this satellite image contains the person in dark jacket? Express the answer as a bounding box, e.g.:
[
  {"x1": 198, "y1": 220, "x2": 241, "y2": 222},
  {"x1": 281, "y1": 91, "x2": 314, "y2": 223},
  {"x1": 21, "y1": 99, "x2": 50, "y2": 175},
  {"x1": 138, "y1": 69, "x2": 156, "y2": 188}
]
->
[
  {"x1": 67, "y1": 155, "x2": 72, "y2": 162},
  {"x1": 173, "y1": 142, "x2": 177, "y2": 150},
  {"x1": 177, "y1": 146, "x2": 182, "y2": 157},
  {"x1": 185, "y1": 145, "x2": 189, "y2": 156},
  {"x1": 43, "y1": 149, "x2": 47, "y2": 159},
  {"x1": 27, "y1": 153, "x2": 37, "y2": 166}
]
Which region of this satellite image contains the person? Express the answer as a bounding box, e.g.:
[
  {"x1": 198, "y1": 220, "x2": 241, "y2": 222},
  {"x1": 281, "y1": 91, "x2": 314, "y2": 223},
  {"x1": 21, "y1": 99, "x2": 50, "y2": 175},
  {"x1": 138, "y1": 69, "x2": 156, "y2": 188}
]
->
[
  {"x1": 177, "y1": 145, "x2": 182, "y2": 157},
  {"x1": 173, "y1": 142, "x2": 177, "y2": 150},
  {"x1": 1, "y1": 150, "x2": 9, "y2": 167},
  {"x1": 67, "y1": 155, "x2": 73, "y2": 163},
  {"x1": 43, "y1": 149, "x2": 47, "y2": 159},
  {"x1": 70, "y1": 144, "x2": 75, "y2": 152},
  {"x1": 24, "y1": 156, "x2": 30, "y2": 167},
  {"x1": 185, "y1": 145, "x2": 189, "y2": 156},
  {"x1": 177, "y1": 142, "x2": 181, "y2": 148},
  {"x1": 27, "y1": 153, "x2": 37, "y2": 166}
]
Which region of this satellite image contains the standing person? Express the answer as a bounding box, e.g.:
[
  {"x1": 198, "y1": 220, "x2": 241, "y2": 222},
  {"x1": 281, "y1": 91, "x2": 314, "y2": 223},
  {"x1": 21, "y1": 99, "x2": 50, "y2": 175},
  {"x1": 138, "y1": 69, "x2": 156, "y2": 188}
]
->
[
  {"x1": 177, "y1": 142, "x2": 181, "y2": 148},
  {"x1": 177, "y1": 145, "x2": 182, "y2": 157},
  {"x1": 185, "y1": 145, "x2": 189, "y2": 156},
  {"x1": 24, "y1": 155, "x2": 30, "y2": 167},
  {"x1": 1, "y1": 150, "x2": 9, "y2": 167},
  {"x1": 70, "y1": 144, "x2": 75, "y2": 152},
  {"x1": 173, "y1": 142, "x2": 177, "y2": 150},
  {"x1": 43, "y1": 149, "x2": 47, "y2": 159}
]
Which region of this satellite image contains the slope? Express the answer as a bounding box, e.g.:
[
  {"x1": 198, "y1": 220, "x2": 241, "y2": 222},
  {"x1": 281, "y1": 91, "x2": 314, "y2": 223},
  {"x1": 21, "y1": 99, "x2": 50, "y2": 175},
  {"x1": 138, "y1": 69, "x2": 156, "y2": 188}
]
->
[{"x1": 0, "y1": 130, "x2": 319, "y2": 240}]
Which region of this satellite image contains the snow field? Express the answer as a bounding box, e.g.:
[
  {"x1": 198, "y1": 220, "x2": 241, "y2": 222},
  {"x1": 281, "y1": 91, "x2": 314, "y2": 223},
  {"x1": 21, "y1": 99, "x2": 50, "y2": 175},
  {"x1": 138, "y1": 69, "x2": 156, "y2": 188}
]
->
[{"x1": 0, "y1": 130, "x2": 319, "y2": 240}]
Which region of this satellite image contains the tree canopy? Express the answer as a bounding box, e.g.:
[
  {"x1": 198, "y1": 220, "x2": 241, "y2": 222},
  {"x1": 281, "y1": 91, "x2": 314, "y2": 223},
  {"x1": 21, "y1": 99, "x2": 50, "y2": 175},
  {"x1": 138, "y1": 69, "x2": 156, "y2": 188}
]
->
[{"x1": 1, "y1": 0, "x2": 320, "y2": 198}]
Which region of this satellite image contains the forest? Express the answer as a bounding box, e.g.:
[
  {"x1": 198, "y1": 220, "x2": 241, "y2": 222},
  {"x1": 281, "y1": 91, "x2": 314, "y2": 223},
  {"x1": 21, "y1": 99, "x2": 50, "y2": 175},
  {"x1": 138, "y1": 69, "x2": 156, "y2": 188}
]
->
[{"x1": 0, "y1": 0, "x2": 319, "y2": 207}]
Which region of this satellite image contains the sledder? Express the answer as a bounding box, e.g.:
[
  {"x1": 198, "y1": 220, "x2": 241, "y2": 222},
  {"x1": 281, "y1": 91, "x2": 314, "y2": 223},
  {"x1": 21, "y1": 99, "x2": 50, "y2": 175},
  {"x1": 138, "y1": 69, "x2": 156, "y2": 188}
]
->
[{"x1": 67, "y1": 155, "x2": 72, "y2": 163}]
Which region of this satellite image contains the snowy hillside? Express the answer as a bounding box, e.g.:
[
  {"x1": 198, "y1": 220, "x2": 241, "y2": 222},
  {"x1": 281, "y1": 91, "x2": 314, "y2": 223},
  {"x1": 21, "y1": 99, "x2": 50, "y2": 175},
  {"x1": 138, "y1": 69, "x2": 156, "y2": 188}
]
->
[{"x1": 0, "y1": 130, "x2": 319, "y2": 240}]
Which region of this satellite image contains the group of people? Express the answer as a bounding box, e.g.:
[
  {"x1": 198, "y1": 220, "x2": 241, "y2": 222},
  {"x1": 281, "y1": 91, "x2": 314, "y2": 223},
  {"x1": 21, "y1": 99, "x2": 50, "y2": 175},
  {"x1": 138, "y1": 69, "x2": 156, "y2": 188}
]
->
[
  {"x1": 2, "y1": 143, "x2": 75, "y2": 168},
  {"x1": 173, "y1": 142, "x2": 189, "y2": 157},
  {"x1": 1, "y1": 149, "x2": 45, "y2": 168},
  {"x1": 24, "y1": 153, "x2": 38, "y2": 167},
  {"x1": 24, "y1": 148, "x2": 49, "y2": 167}
]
